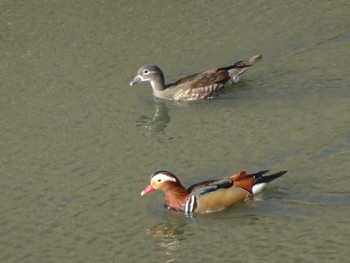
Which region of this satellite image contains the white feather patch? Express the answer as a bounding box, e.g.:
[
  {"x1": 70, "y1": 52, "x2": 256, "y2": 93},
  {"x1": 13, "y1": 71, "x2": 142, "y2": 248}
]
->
[
  {"x1": 152, "y1": 173, "x2": 177, "y2": 183},
  {"x1": 252, "y1": 183, "x2": 266, "y2": 195}
]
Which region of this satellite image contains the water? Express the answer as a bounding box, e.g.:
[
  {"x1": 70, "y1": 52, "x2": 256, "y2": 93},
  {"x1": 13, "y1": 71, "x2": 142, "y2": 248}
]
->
[{"x1": 1, "y1": 1, "x2": 349, "y2": 262}]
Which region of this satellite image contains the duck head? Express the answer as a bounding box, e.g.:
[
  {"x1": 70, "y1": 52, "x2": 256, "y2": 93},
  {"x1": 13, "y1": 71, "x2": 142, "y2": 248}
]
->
[
  {"x1": 141, "y1": 170, "x2": 189, "y2": 211},
  {"x1": 130, "y1": 64, "x2": 165, "y2": 90},
  {"x1": 141, "y1": 170, "x2": 181, "y2": 196}
]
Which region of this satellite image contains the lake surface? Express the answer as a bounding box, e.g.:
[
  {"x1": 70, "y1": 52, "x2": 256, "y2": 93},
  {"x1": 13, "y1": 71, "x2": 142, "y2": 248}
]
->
[{"x1": 1, "y1": 1, "x2": 349, "y2": 262}]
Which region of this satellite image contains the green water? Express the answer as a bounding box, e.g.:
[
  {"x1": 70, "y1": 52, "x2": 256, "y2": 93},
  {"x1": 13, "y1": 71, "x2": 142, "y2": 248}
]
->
[{"x1": 1, "y1": 1, "x2": 349, "y2": 262}]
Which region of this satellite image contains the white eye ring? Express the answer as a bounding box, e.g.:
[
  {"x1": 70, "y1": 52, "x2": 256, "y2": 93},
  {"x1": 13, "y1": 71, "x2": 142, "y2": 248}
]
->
[
  {"x1": 143, "y1": 69, "x2": 149, "y2": 74},
  {"x1": 157, "y1": 178, "x2": 162, "y2": 183}
]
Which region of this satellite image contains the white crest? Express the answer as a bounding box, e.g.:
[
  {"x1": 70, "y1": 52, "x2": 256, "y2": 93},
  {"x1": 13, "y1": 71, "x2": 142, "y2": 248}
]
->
[{"x1": 151, "y1": 172, "x2": 177, "y2": 184}]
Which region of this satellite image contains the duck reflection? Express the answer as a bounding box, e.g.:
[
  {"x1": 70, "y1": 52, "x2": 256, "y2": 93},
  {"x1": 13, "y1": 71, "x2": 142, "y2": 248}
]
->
[
  {"x1": 146, "y1": 209, "x2": 191, "y2": 258},
  {"x1": 136, "y1": 100, "x2": 171, "y2": 135}
]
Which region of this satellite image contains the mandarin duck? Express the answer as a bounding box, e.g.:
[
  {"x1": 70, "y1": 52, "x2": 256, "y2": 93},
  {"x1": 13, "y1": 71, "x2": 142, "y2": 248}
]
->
[
  {"x1": 141, "y1": 169, "x2": 287, "y2": 213},
  {"x1": 130, "y1": 54, "x2": 262, "y2": 101}
]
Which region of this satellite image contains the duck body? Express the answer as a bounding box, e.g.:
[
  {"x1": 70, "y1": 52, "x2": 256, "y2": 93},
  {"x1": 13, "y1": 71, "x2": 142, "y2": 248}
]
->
[
  {"x1": 130, "y1": 54, "x2": 262, "y2": 101},
  {"x1": 141, "y1": 169, "x2": 287, "y2": 214}
]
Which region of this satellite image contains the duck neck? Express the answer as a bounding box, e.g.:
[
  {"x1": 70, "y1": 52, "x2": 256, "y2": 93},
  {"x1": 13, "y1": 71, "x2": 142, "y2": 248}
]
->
[
  {"x1": 150, "y1": 73, "x2": 166, "y2": 91},
  {"x1": 163, "y1": 184, "x2": 189, "y2": 212}
]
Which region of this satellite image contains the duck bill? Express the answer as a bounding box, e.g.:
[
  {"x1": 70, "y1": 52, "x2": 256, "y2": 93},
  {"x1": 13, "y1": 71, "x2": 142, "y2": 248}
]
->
[
  {"x1": 141, "y1": 184, "x2": 154, "y2": 196},
  {"x1": 130, "y1": 75, "x2": 141, "y2": 86}
]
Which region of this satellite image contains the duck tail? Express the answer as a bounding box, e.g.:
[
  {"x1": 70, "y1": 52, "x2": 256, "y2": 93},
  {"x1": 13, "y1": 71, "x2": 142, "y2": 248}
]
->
[
  {"x1": 226, "y1": 54, "x2": 263, "y2": 83},
  {"x1": 247, "y1": 54, "x2": 263, "y2": 65},
  {"x1": 252, "y1": 170, "x2": 287, "y2": 194}
]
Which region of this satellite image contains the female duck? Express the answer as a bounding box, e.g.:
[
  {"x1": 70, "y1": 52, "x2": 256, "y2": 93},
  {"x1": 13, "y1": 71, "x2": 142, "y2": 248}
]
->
[{"x1": 130, "y1": 54, "x2": 262, "y2": 101}]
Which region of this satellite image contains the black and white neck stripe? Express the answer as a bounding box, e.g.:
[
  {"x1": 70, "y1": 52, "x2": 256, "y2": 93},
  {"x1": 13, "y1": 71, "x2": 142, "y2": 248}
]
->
[{"x1": 184, "y1": 195, "x2": 197, "y2": 213}]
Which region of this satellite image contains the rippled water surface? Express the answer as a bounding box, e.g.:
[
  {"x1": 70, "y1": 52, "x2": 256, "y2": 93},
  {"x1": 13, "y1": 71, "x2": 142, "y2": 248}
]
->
[{"x1": 1, "y1": 1, "x2": 349, "y2": 262}]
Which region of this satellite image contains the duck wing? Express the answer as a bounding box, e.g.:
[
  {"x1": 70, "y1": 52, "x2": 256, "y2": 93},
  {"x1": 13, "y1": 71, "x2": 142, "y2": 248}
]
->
[
  {"x1": 176, "y1": 68, "x2": 230, "y2": 86},
  {"x1": 186, "y1": 177, "x2": 233, "y2": 196}
]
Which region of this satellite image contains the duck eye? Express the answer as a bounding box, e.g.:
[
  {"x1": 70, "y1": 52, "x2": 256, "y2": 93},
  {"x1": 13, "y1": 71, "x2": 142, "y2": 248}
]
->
[
  {"x1": 157, "y1": 179, "x2": 162, "y2": 183},
  {"x1": 143, "y1": 69, "x2": 149, "y2": 74}
]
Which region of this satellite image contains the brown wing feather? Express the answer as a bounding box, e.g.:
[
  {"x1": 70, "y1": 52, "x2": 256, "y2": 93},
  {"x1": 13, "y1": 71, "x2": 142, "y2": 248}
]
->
[
  {"x1": 174, "y1": 72, "x2": 202, "y2": 85},
  {"x1": 170, "y1": 54, "x2": 262, "y2": 89},
  {"x1": 173, "y1": 69, "x2": 230, "y2": 89}
]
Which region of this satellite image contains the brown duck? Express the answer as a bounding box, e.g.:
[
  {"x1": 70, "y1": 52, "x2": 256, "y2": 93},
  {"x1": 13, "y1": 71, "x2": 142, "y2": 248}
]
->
[
  {"x1": 130, "y1": 54, "x2": 262, "y2": 101},
  {"x1": 141, "y1": 169, "x2": 287, "y2": 214}
]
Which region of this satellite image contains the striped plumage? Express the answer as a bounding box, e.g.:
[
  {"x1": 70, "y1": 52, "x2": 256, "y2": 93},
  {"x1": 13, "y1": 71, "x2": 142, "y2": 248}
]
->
[
  {"x1": 130, "y1": 54, "x2": 262, "y2": 101},
  {"x1": 141, "y1": 169, "x2": 287, "y2": 214}
]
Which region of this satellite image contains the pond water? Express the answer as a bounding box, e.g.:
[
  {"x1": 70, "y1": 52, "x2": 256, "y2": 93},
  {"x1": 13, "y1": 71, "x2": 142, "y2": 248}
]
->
[{"x1": 1, "y1": 1, "x2": 349, "y2": 262}]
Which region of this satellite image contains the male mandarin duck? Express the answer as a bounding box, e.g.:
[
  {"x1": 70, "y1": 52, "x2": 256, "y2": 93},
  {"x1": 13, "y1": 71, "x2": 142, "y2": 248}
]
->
[
  {"x1": 130, "y1": 54, "x2": 262, "y2": 101},
  {"x1": 141, "y1": 170, "x2": 287, "y2": 213}
]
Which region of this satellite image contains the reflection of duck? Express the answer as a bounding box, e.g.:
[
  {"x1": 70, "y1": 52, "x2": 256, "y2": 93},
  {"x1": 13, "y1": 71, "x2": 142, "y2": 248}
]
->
[
  {"x1": 130, "y1": 54, "x2": 262, "y2": 101},
  {"x1": 141, "y1": 170, "x2": 287, "y2": 214},
  {"x1": 146, "y1": 210, "x2": 188, "y2": 257},
  {"x1": 136, "y1": 100, "x2": 170, "y2": 135}
]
